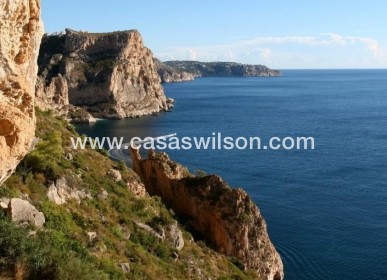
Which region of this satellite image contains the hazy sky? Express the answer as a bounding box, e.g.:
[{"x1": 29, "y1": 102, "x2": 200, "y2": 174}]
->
[{"x1": 42, "y1": 0, "x2": 387, "y2": 69}]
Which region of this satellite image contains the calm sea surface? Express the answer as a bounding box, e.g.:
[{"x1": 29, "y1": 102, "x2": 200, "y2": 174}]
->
[{"x1": 77, "y1": 70, "x2": 387, "y2": 280}]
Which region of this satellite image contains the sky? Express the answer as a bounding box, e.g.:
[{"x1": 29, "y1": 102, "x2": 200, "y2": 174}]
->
[{"x1": 42, "y1": 0, "x2": 387, "y2": 69}]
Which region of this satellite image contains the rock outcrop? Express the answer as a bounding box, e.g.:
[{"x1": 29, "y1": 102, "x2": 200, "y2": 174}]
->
[
  {"x1": 1, "y1": 198, "x2": 45, "y2": 228},
  {"x1": 36, "y1": 29, "x2": 173, "y2": 119},
  {"x1": 154, "y1": 58, "x2": 195, "y2": 83},
  {"x1": 0, "y1": 0, "x2": 43, "y2": 185},
  {"x1": 132, "y1": 149, "x2": 284, "y2": 280},
  {"x1": 127, "y1": 180, "x2": 147, "y2": 197},
  {"x1": 162, "y1": 60, "x2": 281, "y2": 80},
  {"x1": 47, "y1": 176, "x2": 91, "y2": 205},
  {"x1": 135, "y1": 220, "x2": 184, "y2": 251}
]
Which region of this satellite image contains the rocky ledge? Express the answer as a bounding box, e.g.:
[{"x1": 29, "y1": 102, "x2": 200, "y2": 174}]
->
[
  {"x1": 132, "y1": 148, "x2": 284, "y2": 280},
  {"x1": 157, "y1": 60, "x2": 280, "y2": 82},
  {"x1": 36, "y1": 29, "x2": 173, "y2": 120}
]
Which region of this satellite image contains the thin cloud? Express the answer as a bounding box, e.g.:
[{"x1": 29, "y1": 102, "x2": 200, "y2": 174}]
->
[{"x1": 155, "y1": 33, "x2": 386, "y2": 68}]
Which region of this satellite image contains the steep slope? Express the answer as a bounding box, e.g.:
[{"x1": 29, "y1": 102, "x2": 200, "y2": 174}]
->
[
  {"x1": 0, "y1": 0, "x2": 43, "y2": 185},
  {"x1": 162, "y1": 60, "x2": 280, "y2": 79},
  {"x1": 36, "y1": 29, "x2": 172, "y2": 120},
  {"x1": 0, "y1": 110, "x2": 262, "y2": 279},
  {"x1": 132, "y1": 149, "x2": 284, "y2": 280}
]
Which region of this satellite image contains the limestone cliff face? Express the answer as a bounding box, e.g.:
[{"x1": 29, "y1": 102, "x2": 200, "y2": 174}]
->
[
  {"x1": 132, "y1": 149, "x2": 284, "y2": 280},
  {"x1": 0, "y1": 0, "x2": 43, "y2": 185},
  {"x1": 36, "y1": 29, "x2": 171, "y2": 119}
]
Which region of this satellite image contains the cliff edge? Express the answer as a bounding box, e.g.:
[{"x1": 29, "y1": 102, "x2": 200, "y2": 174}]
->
[
  {"x1": 0, "y1": 0, "x2": 43, "y2": 185},
  {"x1": 36, "y1": 29, "x2": 172, "y2": 120},
  {"x1": 132, "y1": 148, "x2": 284, "y2": 280}
]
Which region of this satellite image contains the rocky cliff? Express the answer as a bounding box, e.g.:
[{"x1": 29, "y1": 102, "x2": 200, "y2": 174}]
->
[
  {"x1": 161, "y1": 60, "x2": 280, "y2": 80},
  {"x1": 36, "y1": 29, "x2": 172, "y2": 120},
  {"x1": 154, "y1": 58, "x2": 196, "y2": 83},
  {"x1": 132, "y1": 148, "x2": 284, "y2": 280},
  {"x1": 0, "y1": 0, "x2": 43, "y2": 185}
]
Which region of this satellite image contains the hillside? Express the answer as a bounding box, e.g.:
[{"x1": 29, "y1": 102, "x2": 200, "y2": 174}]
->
[{"x1": 0, "y1": 110, "x2": 261, "y2": 279}]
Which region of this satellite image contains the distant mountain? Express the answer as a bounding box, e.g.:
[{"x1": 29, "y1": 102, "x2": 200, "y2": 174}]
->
[{"x1": 156, "y1": 60, "x2": 280, "y2": 82}]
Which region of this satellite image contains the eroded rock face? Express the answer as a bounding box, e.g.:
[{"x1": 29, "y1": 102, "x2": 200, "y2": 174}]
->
[
  {"x1": 132, "y1": 149, "x2": 284, "y2": 280},
  {"x1": 36, "y1": 29, "x2": 170, "y2": 119},
  {"x1": 0, "y1": 0, "x2": 44, "y2": 185}
]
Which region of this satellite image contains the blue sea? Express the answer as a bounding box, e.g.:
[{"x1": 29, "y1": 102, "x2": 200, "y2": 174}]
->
[{"x1": 77, "y1": 70, "x2": 387, "y2": 280}]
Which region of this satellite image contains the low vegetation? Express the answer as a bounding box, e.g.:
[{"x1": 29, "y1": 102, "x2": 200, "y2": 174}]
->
[{"x1": 0, "y1": 109, "x2": 259, "y2": 279}]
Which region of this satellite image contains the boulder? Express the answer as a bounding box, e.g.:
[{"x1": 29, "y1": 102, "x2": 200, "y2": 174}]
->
[
  {"x1": 1, "y1": 198, "x2": 45, "y2": 228},
  {"x1": 107, "y1": 169, "x2": 122, "y2": 182}
]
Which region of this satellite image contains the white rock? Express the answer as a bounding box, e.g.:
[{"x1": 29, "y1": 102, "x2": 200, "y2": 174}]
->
[
  {"x1": 47, "y1": 177, "x2": 91, "y2": 205},
  {"x1": 0, "y1": 197, "x2": 10, "y2": 210},
  {"x1": 107, "y1": 169, "x2": 122, "y2": 182},
  {"x1": 8, "y1": 198, "x2": 45, "y2": 228}
]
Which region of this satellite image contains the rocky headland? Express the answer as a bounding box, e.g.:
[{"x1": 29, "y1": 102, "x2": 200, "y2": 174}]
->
[
  {"x1": 132, "y1": 148, "x2": 284, "y2": 280},
  {"x1": 36, "y1": 29, "x2": 173, "y2": 121},
  {"x1": 156, "y1": 60, "x2": 281, "y2": 82}
]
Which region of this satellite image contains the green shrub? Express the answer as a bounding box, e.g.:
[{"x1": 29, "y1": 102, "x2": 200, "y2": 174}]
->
[{"x1": 25, "y1": 131, "x2": 65, "y2": 179}]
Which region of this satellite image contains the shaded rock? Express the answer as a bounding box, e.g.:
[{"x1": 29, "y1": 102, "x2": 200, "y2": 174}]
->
[
  {"x1": 67, "y1": 106, "x2": 96, "y2": 124},
  {"x1": 0, "y1": 0, "x2": 44, "y2": 185},
  {"x1": 118, "y1": 263, "x2": 130, "y2": 273},
  {"x1": 164, "y1": 221, "x2": 184, "y2": 251},
  {"x1": 107, "y1": 169, "x2": 122, "y2": 182},
  {"x1": 36, "y1": 29, "x2": 170, "y2": 120},
  {"x1": 35, "y1": 75, "x2": 69, "y2": 110},
  {"x1": 172, "y1": 252, "x2": 179, "y2": 260}
]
